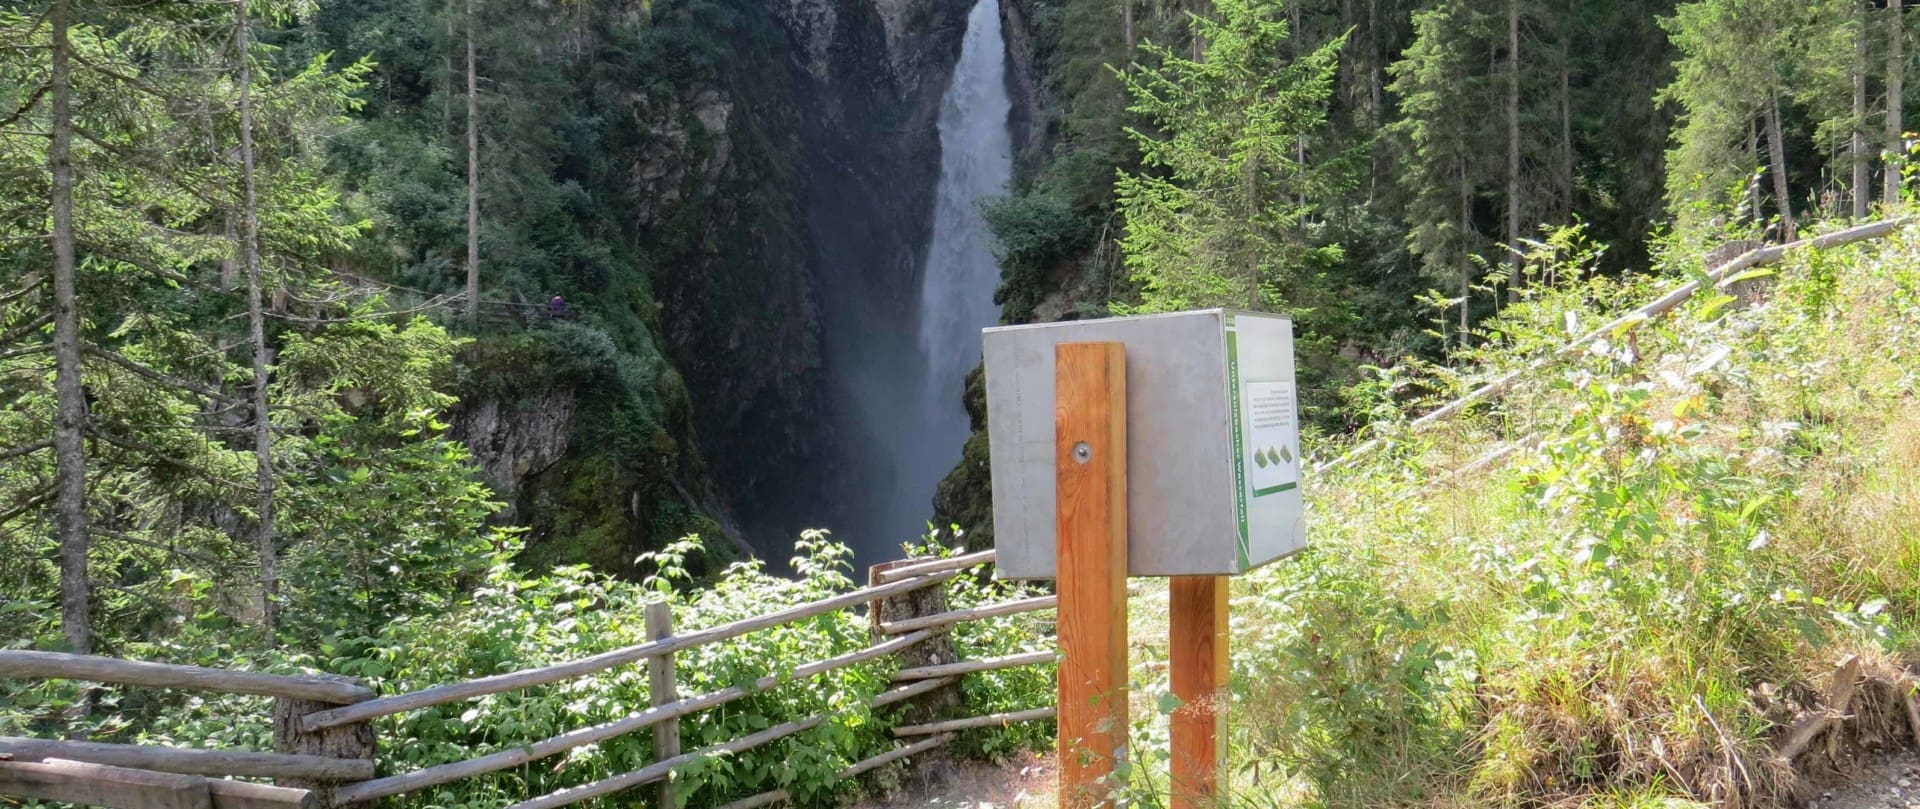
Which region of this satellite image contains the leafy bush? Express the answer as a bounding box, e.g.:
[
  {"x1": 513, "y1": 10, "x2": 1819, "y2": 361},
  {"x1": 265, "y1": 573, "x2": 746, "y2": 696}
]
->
[{"x1": 5, "y1": 533, "x2": 1054, "y2": 808}]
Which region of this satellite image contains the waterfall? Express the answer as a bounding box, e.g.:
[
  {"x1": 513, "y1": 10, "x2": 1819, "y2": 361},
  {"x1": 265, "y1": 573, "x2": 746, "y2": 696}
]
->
[{"x1": 878, "y1": 0, "x2": 1013, "y2": 553}]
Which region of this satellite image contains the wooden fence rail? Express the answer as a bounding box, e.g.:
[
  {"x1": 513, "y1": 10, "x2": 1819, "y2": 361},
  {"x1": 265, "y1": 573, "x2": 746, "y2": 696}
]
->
[
  {"x1": 0, "y1": 652, "x2": 371, "y2": 704},
  {"x1": 1, "y1": 549, "x2": 1059, "y2": 809},
  {"x1": 300, "y1": 569, "x2": 961, "y2": 732}
]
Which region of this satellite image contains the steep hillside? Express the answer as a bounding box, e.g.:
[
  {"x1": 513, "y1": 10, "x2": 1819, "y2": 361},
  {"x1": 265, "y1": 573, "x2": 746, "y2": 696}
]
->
[{"x1": 1118, "y1": 216, "x2": 1920, "y2": 808}]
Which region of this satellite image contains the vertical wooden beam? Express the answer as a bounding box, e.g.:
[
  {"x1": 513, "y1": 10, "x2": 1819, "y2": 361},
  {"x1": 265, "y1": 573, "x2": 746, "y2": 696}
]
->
[
  {"x1": 1054, "y1": 342, "x2": 1128, "y2": 809},
  {"x1": 868, "y1": 561, "x2": 961, "y2": 723},
  {"x1": 273, "y1": 674, "x2": 374, "y2": 806},
  {"x1": 1169, "y1": 576, "x2": 1229, "y2": 809},
  {"x1": 646, "y1": 601, "x2": 680, "y2": 809}
]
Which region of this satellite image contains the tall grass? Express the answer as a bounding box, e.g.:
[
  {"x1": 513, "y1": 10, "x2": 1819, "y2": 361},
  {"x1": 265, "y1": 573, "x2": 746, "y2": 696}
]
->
[{"x1": 1118, "y1": 214, "x2": 1920, "y2": 809}]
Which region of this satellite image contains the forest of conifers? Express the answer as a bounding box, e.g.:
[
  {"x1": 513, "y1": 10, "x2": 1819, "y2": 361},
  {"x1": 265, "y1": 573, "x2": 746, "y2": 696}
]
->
[{"x1": 0, "y1": 0, "x2": 1913, "y2": 687}]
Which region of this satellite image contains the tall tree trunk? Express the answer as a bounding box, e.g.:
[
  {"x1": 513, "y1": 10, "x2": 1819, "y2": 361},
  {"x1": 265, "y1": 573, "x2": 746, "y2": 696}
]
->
[
  {"x1": 1890, "y1": 0, "x2": 1906, "y2": 205},
  {"x1": 1367, "y1": 0, "x2": 1381, "y2": 202},
  {"x1": 1505, "y1": 0, "x2": 1521, "y2": 301},
  {"x1": 1244, "y1": 153, "x2": 1260, "y2": 310},
  {"x1": 1367, "y1": 0, "x2": 1381, "y2": 116},
  {"x1": 50, "y1": 0, "x2": 89, "y2": 656},
  {"x1": 1765, "y1": 92, "x2": 1796, "y2": 241},
  {"x1": 1748, "y1": 122, "x2": 1762, "y2": 227},
  {"x1": 1458, "y1": 159, "x2": 1471, "y2": 346},
  {"x1": 1559, "y1": 60, "x2": 1573, "y2": 219},
  {"x1": 1852, "y1": 0, "x2": 1870, "y2": 219},
  {"x1": 465, "y1": 2, "x2": 479, "y2": 323},
  {"x1": 235, "y1": 0, "x2": 277, "y2": 636},
  {"x1": 1122, "y1": 0, "x2": 1133, "y2": 53}
]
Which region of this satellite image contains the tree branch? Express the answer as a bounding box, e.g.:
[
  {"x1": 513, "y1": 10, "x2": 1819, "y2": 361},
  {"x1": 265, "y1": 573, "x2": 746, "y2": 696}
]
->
[
  {"x1": 0, "y1": 273, "x2": 46, "y2": 305},
  {"x1": 0, "y1": 312, "x2": 55, "y2": 346},
  {"x1": 0, "y1": 486, "x2": 54, "y2": 527},
  {"x1": 83, "y1": 344, "x2": 240, "y2": 404},
  {"x1": 0, "y1": 439, "x2": 53, "y2": 463},
  {"x1": 85, "y1": 427, "x2": 249, "y2": 489},
  {"x1": 0, "y1": 344, "x2": 54, "y2": 361},
  {"x1": 0, "y1": 83, "x2": 50, "y2": 129},
  {"x1": 90, "y1": 527, "x2": 224, "y2": 568}
]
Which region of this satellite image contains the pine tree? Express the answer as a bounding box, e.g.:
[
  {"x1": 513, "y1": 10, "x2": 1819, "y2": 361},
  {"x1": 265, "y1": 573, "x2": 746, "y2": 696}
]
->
[{"x1": 1114, "y1": 0, "x2": 1348, "y2": 323}]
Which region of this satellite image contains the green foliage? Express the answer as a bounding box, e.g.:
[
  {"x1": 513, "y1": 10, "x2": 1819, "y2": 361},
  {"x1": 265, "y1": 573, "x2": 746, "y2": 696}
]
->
[
  {"x1": 5, "y1": 534, "x2": 1054, "y2": 808},
  {"x1": 1115, "y1": 0, "x2": 1349, "y2": 317},
  {"x1": 1174, "y1": 214, "x2": 1920, "y2": 808},
  {"x1": 1659, "y1": 0, "x2": 1855, "y2": 229}
]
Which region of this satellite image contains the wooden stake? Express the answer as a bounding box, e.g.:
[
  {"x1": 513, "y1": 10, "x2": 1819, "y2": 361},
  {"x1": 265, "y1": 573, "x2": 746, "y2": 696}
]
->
[
  {"x1": 645, "y1": 601, "x2": 679, "y2": 809},
  {"x1": 1169, "y1": 576, "x2": 1228, "y2": 809},
  {"x1": 1055, "y1": 342, "x2": 1128, "y2": 809}
]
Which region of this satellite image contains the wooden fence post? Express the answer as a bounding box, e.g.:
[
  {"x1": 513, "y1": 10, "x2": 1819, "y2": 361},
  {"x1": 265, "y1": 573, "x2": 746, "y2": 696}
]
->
[
  {"x1": 1054, "y1": 341, "x2": 1128, "y2": 809},
  {"x1": 869, "y1": 560, "x2": 962, "y2": 723},
  {"x1": 273, "y1": 675, "x2": 374, "y2": 806},
  {"x1": 646, "y1": 600, "x2": 680, "y2": 809}
]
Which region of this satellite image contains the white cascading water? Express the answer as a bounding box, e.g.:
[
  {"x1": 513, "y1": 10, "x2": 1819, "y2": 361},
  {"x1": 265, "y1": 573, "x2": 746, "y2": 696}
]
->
[{"x1": 881, "y1": 0, "x2": 1013, "y2": 547}]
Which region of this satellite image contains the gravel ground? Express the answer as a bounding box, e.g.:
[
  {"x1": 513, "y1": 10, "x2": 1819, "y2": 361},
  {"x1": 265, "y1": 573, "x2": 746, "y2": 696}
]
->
[{"x1": 1810, "y1": 753, "x2": 1920, "y2": 809}]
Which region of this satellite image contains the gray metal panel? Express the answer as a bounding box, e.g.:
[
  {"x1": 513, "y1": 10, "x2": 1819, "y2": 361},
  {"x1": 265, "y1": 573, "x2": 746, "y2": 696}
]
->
[{"x1": 983, "y1": 310, "x2": 1240, "y2": 578}]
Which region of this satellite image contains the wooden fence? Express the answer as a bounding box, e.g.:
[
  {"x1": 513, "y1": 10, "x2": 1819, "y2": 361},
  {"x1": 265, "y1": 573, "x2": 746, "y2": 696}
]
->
[
  {"x1": 0, "y1": 550, "x2": 1056, "y2": 809},
  {"x1": 1315, "y1": 217, "x2": 1911, "y2": 474}
]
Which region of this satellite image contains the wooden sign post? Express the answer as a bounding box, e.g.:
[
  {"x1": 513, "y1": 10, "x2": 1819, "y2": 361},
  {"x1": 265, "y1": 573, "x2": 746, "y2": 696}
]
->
[
  {"x1": 1169, "y1": 576, "x2": 1228, "y2": 809},
  {"x1": 987, "y1": 312, "x2": 1306, "y2": 809},
  {"x1": 1054, "y1": 342, "x2": 1129, "y2": 809}
]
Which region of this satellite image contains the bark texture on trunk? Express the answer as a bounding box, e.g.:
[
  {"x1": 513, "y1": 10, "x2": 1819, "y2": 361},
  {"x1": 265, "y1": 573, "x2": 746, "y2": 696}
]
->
[
  {"x1": 1559, "y1": 62, "x2": 1573, "y2": 219},
  {"x1": 1505, "y1": 0, "x2": 1521, "y2": 301},
  {"x1": 465, "y1": 6, "x2": 480, "y2": 323},
  {"x1": 1765, "y1": 93, "x2": 1796, "y2": 242},
  {"x1": 50, "y1": 0, "x2": 91, "y2": 656},
  {"x1": 1853, "y1": 0, "x2": 1870, "y2": 219},
  {"x1": 236, "y1": 0, "x2": 278, "y2": 635},
  {"x1": 1458, "y1": 159, "x2": 1471, "y2": 345},
  {"x1": 1890, "y1": 1, "x2": 1906, "y2": 206}
]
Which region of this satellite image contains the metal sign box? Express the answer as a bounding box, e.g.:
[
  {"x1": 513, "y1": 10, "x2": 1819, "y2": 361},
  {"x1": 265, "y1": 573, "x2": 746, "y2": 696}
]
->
[{"x1": 983, "y1": 310, "x2": 1306, "y2": 579}]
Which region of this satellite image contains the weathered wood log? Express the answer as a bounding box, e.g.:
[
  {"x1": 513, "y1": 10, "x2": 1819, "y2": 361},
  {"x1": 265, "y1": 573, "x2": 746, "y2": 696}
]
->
[
  {"x1": 893, "y1": 707, "x2": 1056, "y2": 737},
  {"x1": 891, "y1": 651, "x2": 1053, "y2": 682},
  {"x1": 872, "y1": 550, "x2": 995, "y2": 584},
  {"x1": 715, "y1": 789, "x2": 791, "y2": 809},
  {"x1": 869, "y1": 560, "x2": 962, "y2": 724},
  {"x1": 0, "y1": 737, "x2": 371, "y2": 781},
  {"x1": 0, "y1": 758, "x2": 316, "y2": 809},
  {"x1": 836, "y1": 733, "x2": 952, "y2": 778},
  {"x1": 0, "y1": 758, "x2": 212, "y2": 809},
  {"x1": 870, "y1": 677, "x2": 955, "y2": 709},
  {"x1": 273, "y1": 694, "x2": 376, "y2": 798},
  {"x1": 507, "y1": 716, "x2": 829, "y2": 809},
  {"x1": 645, "y1": 600, "x2": 680, "y2": 809},
  {"x1": 718, "y1": 732, "x2": 959, "y2": 809},
  {"x1": 302, "y1": 572, "x2": 955, "y2": 732},
  {"x1": 0, "y1": 651, "x2": 370, "y2": 704},
  {"x1": 205, "y1": 780, "x2": 319, "y2": 809},
  {"x1": 1902, "y1": 678, "x2": 1920, "y2": 745},
  {"x1": 499, "y1": 665, "x2": 965, "y2": 809},
  {"x1": 877, "y1": 596, "x2": 1057, "y2": 635},
  {"x1": 1776, "y1": 714, "x2": 1838, "y2": 760},
  {"x1": 333, "y1": 629, "x2": 936, "y2": 803}
]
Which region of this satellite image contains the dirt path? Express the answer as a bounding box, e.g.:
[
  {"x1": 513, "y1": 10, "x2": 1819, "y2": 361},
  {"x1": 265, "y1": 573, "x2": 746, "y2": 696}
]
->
[
  {"x1": 855, "y1": 751, "x2": 1055, "y2": 809},
  {"x1": 1810, "y1": 753, "x2": 1920, "y2": 809}
]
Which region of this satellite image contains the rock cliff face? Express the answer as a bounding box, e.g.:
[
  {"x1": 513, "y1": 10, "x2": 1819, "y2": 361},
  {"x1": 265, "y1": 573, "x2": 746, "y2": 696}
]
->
[
  {"x1": 718, "y1": 0, "x2": 979, "y2": 551},
  {"x1": 439, "y1": 0, "x2": 995, "y2": 566},
  {"x1": 451, "y1": 388, "x2": 577, "y2": 523}
]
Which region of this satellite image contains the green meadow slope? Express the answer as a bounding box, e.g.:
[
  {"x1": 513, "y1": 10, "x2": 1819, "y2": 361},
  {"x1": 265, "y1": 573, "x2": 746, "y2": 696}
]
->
[{"x1": 1122, "y1": 215, "x2": 1920, "y2": 809}]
